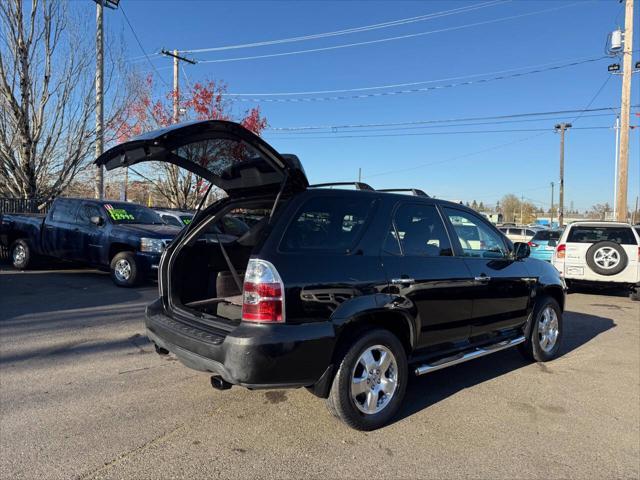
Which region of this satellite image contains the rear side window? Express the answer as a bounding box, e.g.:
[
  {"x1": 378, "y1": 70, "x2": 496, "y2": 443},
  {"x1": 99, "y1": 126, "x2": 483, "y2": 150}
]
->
[
  {"x1": 385, "y1": 204, "x2": 452, "y2": 257},
  {"x1": 280, "y1": 196, "x2": 374, "y2": 253},
  {"x1": 51, "y1": 200, "x2": 78, "y2": 223},
  {"x1": 567, "y1": 226, "x2": 637, "y2": 245}
]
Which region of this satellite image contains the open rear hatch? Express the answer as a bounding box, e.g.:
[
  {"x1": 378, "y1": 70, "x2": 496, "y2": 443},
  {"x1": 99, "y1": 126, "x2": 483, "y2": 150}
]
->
[
  {"x1": 95, "y1": 120, "x2": 308, "y2": 197},
  {"x1": 96, "y1": 120, "x2": 308, "y2": 326}
]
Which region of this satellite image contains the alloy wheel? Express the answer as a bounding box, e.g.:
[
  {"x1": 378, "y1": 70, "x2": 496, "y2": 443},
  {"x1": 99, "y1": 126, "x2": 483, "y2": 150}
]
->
[
  {"x1": 114, "y1": 258, "x2": 132, "y2": 282},
  {"x1": 350, "y1": 345, "x2": 398, "y2": 415},
  {"x1": 538, "y1": 306, "x2": 559, "y2": 353}
]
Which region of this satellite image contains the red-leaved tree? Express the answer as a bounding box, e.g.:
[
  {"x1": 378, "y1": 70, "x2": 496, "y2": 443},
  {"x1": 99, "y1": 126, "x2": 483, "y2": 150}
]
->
[{"x1": 113, "y1": 75, "x2": 267, "y2": 208}]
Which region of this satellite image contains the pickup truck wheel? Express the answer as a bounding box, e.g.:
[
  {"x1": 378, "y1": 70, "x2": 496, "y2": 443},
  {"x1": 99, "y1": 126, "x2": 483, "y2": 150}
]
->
[
  {"x1": 326, "y1": 329, "x2": 407, "y2": 431},
  {"x1": 11, "y1": 239, "x2": 31, "y2": 269},
  {"x1": 110, "y1": 252, "x2": 139, "y2": 287},
  {"x1": 519, "y1": 296, "x2": 563, "y2": 362}
]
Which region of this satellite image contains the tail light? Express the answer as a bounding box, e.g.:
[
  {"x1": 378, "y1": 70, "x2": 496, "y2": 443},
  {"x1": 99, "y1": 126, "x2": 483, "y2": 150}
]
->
[
  {"x1": 528, "y1": 241, "x2": 538, "y2": 248},
  {"x1": 556, "y1": 244, "x2": 566, "y2": 259},
  {"x1": 242, "y1": 259, "x2": 284, "y2": 323}
]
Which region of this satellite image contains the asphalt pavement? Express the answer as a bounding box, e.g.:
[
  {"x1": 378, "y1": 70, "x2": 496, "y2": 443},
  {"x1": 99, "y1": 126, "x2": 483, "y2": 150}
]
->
[{"x1": 0, "y1": 267, "x2": 638, "y2": 479}]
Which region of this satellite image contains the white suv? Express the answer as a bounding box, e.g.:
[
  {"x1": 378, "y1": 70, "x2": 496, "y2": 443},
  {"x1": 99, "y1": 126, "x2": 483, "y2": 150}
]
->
[{"x1": 552, "y1": 222, "x2": 640, "y2": 299}]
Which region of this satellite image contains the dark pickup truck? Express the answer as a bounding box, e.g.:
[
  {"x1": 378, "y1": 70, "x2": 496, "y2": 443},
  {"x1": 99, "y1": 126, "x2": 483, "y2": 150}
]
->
[{"x1": 0, "y1": 197, "x2": 179, "y2": 286}]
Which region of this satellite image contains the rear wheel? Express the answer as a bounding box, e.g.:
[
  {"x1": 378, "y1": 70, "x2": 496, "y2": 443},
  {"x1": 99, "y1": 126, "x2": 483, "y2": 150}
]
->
[
  {"x1": 630, "y1": 287, "x2": 640, "y2": 302},
  {"x1": 519, "y1": 296, "x2": 563, "y2": 362},
  {"x1": 326, "y1": 329, "x2": 407, "y2": 431},
  {"x1": 110, "y1": 251, "x2": 139, "y2": 287},
  {"x1": 10, "y1": 239, "x2": 31, "y2": 270}
]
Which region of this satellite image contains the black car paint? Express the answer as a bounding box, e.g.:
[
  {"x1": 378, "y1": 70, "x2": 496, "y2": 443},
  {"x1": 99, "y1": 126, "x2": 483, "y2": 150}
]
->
[
  {"x1": 0, "y1": 198, "x2": 179, "y2": 275},
  {"x1": 145, "y1": 188, "x2": 566, "y2": 394}
]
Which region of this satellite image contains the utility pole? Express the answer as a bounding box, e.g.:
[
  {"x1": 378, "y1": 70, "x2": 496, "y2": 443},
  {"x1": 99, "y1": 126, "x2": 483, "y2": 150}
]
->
[
  {"x1": 550, "y1": 182, "x2": 554, "y2": 227},
  {"x1": 358, "y1": 168, "x2": 362, "y2": 182},
  {"x1": 93, "y1": 0, "x2": 119, "y2": 200},
  {"x1": 555, "y1": 123, "x2": 571, "y2": 227},
  {"x1": 615, "y1": 0, "x2": 635, "y2": 222},
  {"x1": 161, "y1": 49, "x2": 196, "y2": 124},
  {"x1": 95, "y1": 1, "x2": 104, "y2": 199}
]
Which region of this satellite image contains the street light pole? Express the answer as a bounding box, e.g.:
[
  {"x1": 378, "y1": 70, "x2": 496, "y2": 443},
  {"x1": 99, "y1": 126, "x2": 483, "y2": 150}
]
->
[{"x1": 550, "y1": 181, "x2": 554, "y2": 227}]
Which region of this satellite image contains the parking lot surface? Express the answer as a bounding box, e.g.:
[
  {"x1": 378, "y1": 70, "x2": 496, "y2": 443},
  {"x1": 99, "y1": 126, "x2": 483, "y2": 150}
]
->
[{"x1": 1, "y1": 267, "x2": 638, "y2": 479}]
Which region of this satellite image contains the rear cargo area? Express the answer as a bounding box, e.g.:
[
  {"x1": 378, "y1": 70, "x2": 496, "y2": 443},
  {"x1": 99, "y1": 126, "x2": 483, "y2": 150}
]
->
[{"x1": 170, "y1": 203, "x2": 275, "y2": 322}]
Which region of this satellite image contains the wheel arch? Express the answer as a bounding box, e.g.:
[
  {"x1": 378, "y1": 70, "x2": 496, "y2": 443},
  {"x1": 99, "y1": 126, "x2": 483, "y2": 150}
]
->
[
  {"x1": 541, "y1": 284, "x2": 565, "y2": 312},
  {"x1": 108, "y1": 242, "x2": 135, "y2": 261},
  {"x1": 308, "y1": 308, "x2": 415, "y2": 399}
]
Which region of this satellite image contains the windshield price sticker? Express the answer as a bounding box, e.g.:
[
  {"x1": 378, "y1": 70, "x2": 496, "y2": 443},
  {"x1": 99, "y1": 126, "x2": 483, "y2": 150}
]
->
[{"x1": 104, "y1": 204, "x2": 135, "y2": 221}]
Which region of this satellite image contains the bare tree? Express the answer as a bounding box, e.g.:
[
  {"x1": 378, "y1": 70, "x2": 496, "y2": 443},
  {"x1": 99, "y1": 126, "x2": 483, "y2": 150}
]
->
[{"x1": 0, "y1": 0, "x2": 127, "y2": 208}]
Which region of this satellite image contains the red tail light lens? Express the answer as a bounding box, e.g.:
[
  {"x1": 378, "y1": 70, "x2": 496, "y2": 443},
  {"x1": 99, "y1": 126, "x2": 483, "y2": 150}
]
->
[
  {"x1": 528, "y1": 241, "x2": 538, "y2": 248},
  {"x1": 556, "y1": 244, "x2": 566, "y2": 259},
  {"x1": 242, "y1": 259, "x2": 284, "y2": 323}
]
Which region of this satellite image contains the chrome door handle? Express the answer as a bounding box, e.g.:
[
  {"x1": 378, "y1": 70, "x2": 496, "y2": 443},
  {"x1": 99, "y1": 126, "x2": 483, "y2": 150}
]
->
[
  {"x1": 474, "y1": 276, "x2": 491, "y2": 282},
  {"x1": 391, "y1": 278, "x2": 415, "y2": 285}
]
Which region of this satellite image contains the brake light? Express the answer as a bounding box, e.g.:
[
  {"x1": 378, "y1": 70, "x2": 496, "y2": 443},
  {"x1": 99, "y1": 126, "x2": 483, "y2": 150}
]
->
[
  {"x1": 556, "y1": 244, "x2": 566, "y2": 259},
  {"x1": 242, "y1": 259, "x2": 284, "y2": 323},
  {"x1": 528, "y1": 241, "x2": 538, "y2": 248}
]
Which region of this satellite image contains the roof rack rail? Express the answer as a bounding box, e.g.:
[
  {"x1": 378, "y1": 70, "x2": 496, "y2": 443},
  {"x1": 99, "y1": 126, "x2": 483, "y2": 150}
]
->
[
  {"x1": 377, "y1": 188, "x2": 429, "y2": 197},
  {"x1": 309, "y1": 182, "x2": 374, "y2": 191}
]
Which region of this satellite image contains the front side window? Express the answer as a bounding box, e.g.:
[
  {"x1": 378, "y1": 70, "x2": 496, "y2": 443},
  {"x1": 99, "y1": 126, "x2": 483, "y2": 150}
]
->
[
  {"x1": 80, "y1": 204, "x2": 102, "y2": 224},
  {"x1": 385, "y1": 204, "x2": 452, "y2": 256},
  {"x1": 161, "y1": 215, "x2": 183, "y2": 228},
  {"x1": 443, "y1": 207, "x2": 508, "y2": 258},
  {"x1": 280, "y1": 196, "x2": 374, "y2": 253},
  {"x1": 566, "y1": 226, "x2": 638, "y2": 245}
]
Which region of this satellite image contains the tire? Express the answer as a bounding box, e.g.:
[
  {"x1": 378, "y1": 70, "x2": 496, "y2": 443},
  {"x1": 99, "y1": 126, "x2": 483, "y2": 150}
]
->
[
  {"x1": 586, "y1": 241, "x2": 628, "y2": 276},
  {"x1": 10, "y1": 239, "x2": 31, "y2": 270},
  {"x1": 110, "y1": 251, "x2": 140, "y2": 287},
  {"x1": 519, "y1": 296, "x2": 563, "y2": 362},
  {"x1": 326, "y1": 329, "x2": 408, "y2": 431},
  {"x1": 630, "y1": 288, "x2": 640, "y2": 302}
]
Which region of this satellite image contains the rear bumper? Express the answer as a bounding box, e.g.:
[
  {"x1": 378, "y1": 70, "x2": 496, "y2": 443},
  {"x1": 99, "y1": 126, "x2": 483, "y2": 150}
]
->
[{"x1": 145, "y1": 298, "x2": 336, "y2": 388}]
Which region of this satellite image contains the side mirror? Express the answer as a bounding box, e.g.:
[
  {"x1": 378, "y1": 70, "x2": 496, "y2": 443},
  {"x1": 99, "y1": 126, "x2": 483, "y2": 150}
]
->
[
  {"x1": 90, "y1": 215, "x2": 104, "y2": 226},
  {"x1": 548, "y1": 239, "x2": 557, "y2": 247},
  {"x1": 513, "y1": 242, "x2": 530, "y2": 260}
]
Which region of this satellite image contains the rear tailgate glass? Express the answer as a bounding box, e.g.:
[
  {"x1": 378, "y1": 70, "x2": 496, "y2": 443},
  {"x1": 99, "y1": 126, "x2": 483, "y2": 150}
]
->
[{"x1": 567, "y1": 226, "x2": 637, "y2": 245}]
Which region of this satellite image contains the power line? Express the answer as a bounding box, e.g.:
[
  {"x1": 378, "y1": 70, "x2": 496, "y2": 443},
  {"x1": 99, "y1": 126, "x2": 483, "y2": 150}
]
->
[
  {"x1": 266, "y1": 106, "x2": 626, "y2": 132},
  {"x1": 225, "y1": 55, "x2": 608, "y2": 97},
  {"x1": 570, "y1": 75, "x2": 612, "y2": 123},
  {"x1": 267, "y1": 126, "x2": 612, "y2": 141},
  {"x1": 195, "y1": 2, "x2": 584, "y2": 64},
  {"x1": 266, "y1": 113, "x2": 618, "y2": 136},
  {"x1": 226, "y1": 57, "x2": 609, "y2": 103},
  {"x1": 181, "y1": 1, "x2": 507, "y2": 53},
  {"x1": 120, "y1": 6, "x2": 170, "y2": 88},
  {"x1": 361, "y1": 132, "x2": 550, "y2": 180}
]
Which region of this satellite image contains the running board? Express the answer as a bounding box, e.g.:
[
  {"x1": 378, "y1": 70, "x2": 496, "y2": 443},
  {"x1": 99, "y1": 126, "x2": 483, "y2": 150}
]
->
[{"x1": 414, "y1": 336, "x2": 525, "y2": 376}]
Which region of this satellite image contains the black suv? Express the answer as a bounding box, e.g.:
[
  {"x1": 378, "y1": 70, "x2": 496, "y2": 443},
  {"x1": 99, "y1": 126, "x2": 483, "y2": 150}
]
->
[{"x1": 97, "y1": 120, "x2": 566, "y2": 430}]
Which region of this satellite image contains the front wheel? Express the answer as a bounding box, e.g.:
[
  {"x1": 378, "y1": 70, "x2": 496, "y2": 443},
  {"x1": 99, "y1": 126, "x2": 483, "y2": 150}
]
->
[
  {"x1": 11, "y1": 239, "x2": 31, "y2": 270},
  {"x1": 326, "y1": 329, "x2": 408, "y2": 431},
  {"x1": 519, "y1": 296, "x2": 563, "y2": 362},
  {"x1": 110, "y1": 251, "x2": 140, "y2": 287}
]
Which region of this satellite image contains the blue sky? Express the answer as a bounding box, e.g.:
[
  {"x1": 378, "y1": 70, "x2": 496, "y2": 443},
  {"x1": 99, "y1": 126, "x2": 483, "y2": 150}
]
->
[{"x1": 100, "y1": 0, "x2": 638, "y2": 212}]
